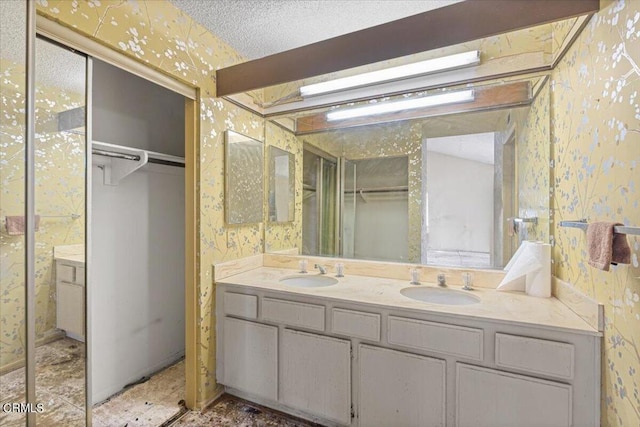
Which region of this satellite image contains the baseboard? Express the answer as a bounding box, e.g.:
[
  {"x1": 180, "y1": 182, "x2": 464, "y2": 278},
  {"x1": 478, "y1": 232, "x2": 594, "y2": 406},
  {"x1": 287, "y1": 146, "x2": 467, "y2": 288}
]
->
[{"x1": 0, "y1": 329, "x2": 66, "y2": 375}]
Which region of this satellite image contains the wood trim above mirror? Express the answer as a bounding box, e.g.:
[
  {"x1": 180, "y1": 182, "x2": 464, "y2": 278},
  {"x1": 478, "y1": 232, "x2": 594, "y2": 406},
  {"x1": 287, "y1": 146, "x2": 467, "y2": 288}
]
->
[{"x1": 216, "y1": 0, "x2": 599, "y2": 96}]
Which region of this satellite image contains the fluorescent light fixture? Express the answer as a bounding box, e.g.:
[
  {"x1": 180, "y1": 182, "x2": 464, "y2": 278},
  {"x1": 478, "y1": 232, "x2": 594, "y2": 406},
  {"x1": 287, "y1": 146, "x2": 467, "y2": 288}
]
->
[
  {"x1": 326, "y1": 89, "x2": 475, "y2": 121},
  {"x1": 300, "y1": 50, "x2": 480, "y2": 97}
]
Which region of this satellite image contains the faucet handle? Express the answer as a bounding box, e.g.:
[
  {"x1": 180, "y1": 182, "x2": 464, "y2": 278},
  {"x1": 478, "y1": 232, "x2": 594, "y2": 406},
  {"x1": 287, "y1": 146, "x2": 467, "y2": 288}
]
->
[
  {"x1": 462, "y1": 272, "x2": 474, "y2": 290},
  {"x1": 335, "y1": 263, "x2": 344, "y2": 278},
  {"x1": 314, "y1": 264, "x2": 327, "y2": 274},
  {"x1": 437, "y1": 273, "x2": 447, "y2": 287}
]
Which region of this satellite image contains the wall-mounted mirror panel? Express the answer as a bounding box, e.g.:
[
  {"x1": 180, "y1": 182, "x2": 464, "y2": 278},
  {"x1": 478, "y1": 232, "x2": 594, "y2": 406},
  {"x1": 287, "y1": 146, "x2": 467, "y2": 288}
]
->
[
  {"x1": 264, "y1": 76, "x2": 551, "y2": 269},
  {"x1": 268, "y1": 146, "x2": 295, "y2": 223},
  {"x1": 0, "y1": 1, "x2": 28, "y2": 424},
  {"x1": 225, "y1": 130, "x2": 264, "y2": 224}
]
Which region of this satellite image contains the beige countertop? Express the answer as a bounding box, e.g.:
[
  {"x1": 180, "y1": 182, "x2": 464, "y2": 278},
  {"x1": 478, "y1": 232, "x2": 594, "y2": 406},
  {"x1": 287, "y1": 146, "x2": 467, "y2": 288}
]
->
[
  {"x1": 218, "y1": 266, "x2": 600, "y2": 337},
  {"x1": 53, "y1": 244, "x2": 84, "y2": 264}
]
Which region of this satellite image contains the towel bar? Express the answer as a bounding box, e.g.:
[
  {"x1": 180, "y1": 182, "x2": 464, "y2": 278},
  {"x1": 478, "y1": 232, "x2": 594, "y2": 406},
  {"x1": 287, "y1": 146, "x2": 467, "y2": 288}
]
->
[{"x1": 559, "y1": 220, "x2": 640, "y2": 236}]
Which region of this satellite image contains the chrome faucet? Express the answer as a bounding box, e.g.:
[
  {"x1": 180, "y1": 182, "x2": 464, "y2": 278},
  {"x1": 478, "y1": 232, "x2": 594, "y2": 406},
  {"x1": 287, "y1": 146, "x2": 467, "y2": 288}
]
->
[
  {"x1": 437, "y1": 273, "x2": 447, "y2": 287},
  {"x1": 314, "y1": 264, "x2": 327, "y2": 274}
]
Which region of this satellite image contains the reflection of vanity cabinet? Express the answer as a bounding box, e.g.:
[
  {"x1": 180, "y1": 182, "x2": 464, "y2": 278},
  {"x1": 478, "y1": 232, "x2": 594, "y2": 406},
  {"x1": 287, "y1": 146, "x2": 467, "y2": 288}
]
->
[
  {"x1": 56, "y1": 259, "x2": 85, "y2": 341},
  {"x1": 216, "y1": 284, "x2": 600, "y2": 426}
]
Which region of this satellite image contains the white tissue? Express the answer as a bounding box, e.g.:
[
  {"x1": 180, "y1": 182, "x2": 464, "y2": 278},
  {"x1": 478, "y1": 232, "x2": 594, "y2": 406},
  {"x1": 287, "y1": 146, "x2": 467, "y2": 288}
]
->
[{"x1": 498, "y1": 241, "x2": 551, "y2": 298}]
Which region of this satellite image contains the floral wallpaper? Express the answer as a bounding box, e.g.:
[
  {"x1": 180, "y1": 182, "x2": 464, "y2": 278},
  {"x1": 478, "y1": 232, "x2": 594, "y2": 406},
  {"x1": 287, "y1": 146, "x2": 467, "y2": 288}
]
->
[
  {"x1": 551, "y1": 0, "x2": 640, "y2": 425},
  {"x1": 264, "y1": 122, "x2": 303, "y2": 253},
  {"x1": 516, "y1": 78, "x2": 551, "y2": 243},
  {"x1": 0, "y1": 59, "x2": 86, "y2": 370},
  {"x1": 302, "y1": 121, "x2": 423, "y2": 263},
  {"x1": 35, "y1": 0, "x2": 266, "y2": 405},
  {"x1": 26, "y1": 1, "x2": 640, "y2": 421}
]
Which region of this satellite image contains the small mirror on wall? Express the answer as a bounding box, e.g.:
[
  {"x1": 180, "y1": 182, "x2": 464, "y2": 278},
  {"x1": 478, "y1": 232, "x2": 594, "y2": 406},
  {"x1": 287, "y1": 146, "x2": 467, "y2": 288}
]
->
[
  {"x1": 268, "y1": 146, "x2": 295, "y2": 223},
  {"x1": 225, "y1": 130, "x2": 264, "y2": 224}
]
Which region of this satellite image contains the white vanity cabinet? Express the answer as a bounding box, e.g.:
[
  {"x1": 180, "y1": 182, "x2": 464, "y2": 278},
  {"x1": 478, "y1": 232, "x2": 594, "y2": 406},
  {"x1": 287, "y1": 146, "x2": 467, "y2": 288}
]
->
[
  {"x1": 55, "y1": 260, "x2": 85, "y2": 341},
  {"x1": 215, "y1": 284, "x2": 600, "y2": 427},
  {"x1": 222, "y1": 317, "x2": 278, "y2": 401},
  {"x1": 456, "y1": 364, "x2": 572, "y2": 427},
  {"x1": 281, "y1": 329, "x2": 351, "y2": 425},
  {"x1": 358, "y1": 344, "x2": 446, "y2": 427}
]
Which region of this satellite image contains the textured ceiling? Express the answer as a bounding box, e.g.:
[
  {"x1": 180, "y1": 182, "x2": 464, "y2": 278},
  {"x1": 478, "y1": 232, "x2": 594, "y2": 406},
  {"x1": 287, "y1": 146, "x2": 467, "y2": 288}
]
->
[{"x1": 170, "y1": 0, "x2": 461, "y2": 60}]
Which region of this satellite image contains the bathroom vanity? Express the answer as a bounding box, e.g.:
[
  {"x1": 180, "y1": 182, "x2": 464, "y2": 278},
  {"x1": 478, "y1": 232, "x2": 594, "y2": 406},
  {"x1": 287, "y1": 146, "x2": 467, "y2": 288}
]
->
[{"x1": 215, "y1": 265, "x2": 601, "y2": 427}]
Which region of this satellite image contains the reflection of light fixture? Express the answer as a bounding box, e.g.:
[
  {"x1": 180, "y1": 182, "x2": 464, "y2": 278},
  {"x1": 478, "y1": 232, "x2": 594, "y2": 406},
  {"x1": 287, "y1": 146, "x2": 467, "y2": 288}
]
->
[
  {"x1": 300, "y1": 51, "x2": 480, "y2": 97},
  {"x1": 326, "y1": 89, "x2": 475, "y2": 121}
]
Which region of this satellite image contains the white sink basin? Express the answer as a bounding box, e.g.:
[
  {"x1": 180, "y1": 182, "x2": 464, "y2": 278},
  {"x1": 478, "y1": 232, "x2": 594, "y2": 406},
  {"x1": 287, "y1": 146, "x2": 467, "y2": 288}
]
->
[
  {"x1": 400, "y1": 286, "x2": 480, "y2": 305},
  {"x1": 280, "y1": 275, "x2": 338, "y2": 288}
]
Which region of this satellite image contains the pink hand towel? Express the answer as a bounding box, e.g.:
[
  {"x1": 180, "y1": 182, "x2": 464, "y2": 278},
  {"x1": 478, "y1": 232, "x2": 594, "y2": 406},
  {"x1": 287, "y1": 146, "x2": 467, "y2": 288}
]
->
[
  {"x1": 4, "y1": 215, "x2": 40, "y2": 235},
  {"x1": 587, "y1": 222, "x2": 631, "y2": 271}
]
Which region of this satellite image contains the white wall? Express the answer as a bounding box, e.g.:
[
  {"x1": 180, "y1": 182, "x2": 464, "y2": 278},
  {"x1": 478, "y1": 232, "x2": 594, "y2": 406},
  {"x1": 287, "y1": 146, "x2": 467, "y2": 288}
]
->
[
  {"x1": 426, "y1": 151, "x2": 493, "y2": 253},
  {"x1": 91, "y1": 162, "x2": 185, "y2": 403},
  {"x1": 92, "y1": 59, "x2": 184, "y2": 156},
  {"x1": 352, "y1": 157, "x2": 409, "y2": 261},
  {"x1": 354, "y1": 193, "x2": 409, "y2": 261}
]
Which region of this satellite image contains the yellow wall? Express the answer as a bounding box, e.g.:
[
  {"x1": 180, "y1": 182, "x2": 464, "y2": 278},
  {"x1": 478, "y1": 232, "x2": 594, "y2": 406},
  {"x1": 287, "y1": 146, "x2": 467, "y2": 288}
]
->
[
  {"x1": 551, "y1": 1, "x2": 640, "y2": 425},
  {"x1": 516, "y1": 79, "x2": 551, "y2": 243},
  {"x1": 0, "y1": 63, "x2": 85, "y2": 369}
]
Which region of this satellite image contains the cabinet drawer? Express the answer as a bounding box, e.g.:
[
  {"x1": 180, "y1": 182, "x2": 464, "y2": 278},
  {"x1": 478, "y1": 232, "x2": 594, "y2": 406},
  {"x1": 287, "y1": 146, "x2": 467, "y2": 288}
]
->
[
  {"x1": 388, "y1": 316, "x2": 483, "y2": 361},
  {"x1": 224, "y1": 292, "x2": 258, "y2": 319},
  {"x1": 262, "y1": 298, "x2": 324, "y2": 331},
  {"x1": 495, "y1": 333, "x2": 575, "y2": 380},
  {"x1": 331, "y1": 308, "x2": 380, "y2": 341},
  {"x1": 57, "y1": 264, "x2": 75, "y2": 283}
]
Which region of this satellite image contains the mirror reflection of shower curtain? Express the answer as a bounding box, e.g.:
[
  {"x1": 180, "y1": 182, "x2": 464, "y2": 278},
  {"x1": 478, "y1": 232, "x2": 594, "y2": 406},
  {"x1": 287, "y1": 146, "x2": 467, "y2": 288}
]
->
[
  {"x1": 302, "y1": 151, "x2": 320, "y2": 255},
  {"x1": 341, "y1": 160, "x2": 356, "y2": 258},
  {"x1": 319, "y1": 159, "x2": 337, "y2": 256}
]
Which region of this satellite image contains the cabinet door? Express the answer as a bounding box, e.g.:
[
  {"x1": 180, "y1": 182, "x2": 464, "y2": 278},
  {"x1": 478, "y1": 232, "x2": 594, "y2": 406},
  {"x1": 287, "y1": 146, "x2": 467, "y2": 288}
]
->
[
  {"x1": 359, "y1": 344, "x2": 445, "y2": 427},
  {"x1": 456, "y1": 364, "x2": 572, "y2": 427},
  {"x1": 223, "y1": 317, "x2": 278, "y2": 401},
  {"x1": 281, "y1": 329, "x2": 351, "y2": 425},
  {"x1": 57, "y1": 282, "x2": 84, "y2": 339}
]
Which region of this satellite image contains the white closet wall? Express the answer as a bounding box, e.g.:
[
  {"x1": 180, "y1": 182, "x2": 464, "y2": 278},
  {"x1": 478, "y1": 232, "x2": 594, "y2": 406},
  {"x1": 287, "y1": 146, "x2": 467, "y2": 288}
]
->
[{"x1": 91, "y1": 163, "x2": 185, "y2": 403}]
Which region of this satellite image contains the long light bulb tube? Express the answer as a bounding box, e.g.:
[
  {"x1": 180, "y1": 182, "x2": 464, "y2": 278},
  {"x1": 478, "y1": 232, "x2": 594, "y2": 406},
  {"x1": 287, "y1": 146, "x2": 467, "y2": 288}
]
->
[
  {"x1": 300, "y1": 50, "x2": 480, "y2": 97},
  {"x1": 326, "y1": 89, "x2": 475, "y2": 121}
]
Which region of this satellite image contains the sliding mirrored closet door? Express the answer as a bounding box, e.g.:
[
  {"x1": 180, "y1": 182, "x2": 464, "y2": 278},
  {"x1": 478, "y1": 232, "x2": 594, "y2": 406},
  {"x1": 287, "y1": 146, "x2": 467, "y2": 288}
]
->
[
  {"x1": 0, "y1": 1, "x2": 28, "y2": 424},
  {"x1": 33, "y1": 36, "x2": 88, "y2": 425}
]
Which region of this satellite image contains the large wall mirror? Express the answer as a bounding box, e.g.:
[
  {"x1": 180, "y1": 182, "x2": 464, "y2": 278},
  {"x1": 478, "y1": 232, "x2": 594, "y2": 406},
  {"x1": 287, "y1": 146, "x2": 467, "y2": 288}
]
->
[
  {"x1": 263, "y1": 76, "x2": 550, "y2": 269},
  {"x1": 225, "y1": 130, "x2": 264, "y2": 225}
]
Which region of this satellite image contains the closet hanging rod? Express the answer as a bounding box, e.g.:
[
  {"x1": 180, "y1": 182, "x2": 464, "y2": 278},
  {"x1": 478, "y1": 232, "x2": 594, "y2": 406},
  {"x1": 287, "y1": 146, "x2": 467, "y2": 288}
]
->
[
  {"x1": 345, "y1": 186, "x2": 408, "y2": 194},
  {"x1": 2, "y1": 214, "x2": 80, "y2": 220},
  {"x1": 559, "y1": 220, "x2": 640, "y2": 236},
  {"x1": 92, "y1": 148, "x2": 185, "y2": 168}
]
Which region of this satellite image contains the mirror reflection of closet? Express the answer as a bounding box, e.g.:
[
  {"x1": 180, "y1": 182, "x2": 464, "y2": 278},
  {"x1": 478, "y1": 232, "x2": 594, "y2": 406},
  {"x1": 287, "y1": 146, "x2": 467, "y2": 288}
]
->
[
  {"x1": 35, "y1": 37, "x2": 88, "y2": 424},
  {"x1": 268, "y1": 146, "x2": 295, "y2": 223}
]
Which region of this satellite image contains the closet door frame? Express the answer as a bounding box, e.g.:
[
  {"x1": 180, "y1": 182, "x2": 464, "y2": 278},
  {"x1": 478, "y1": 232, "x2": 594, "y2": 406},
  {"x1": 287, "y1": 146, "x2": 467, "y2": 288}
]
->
[{"x1": 35, "y1": 16, "x2": 200, "y2": 423}]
